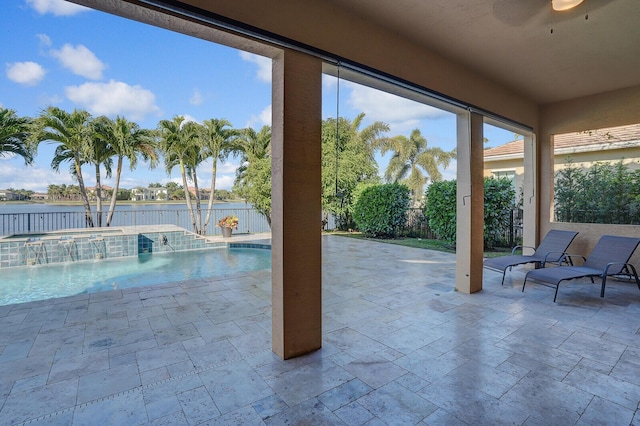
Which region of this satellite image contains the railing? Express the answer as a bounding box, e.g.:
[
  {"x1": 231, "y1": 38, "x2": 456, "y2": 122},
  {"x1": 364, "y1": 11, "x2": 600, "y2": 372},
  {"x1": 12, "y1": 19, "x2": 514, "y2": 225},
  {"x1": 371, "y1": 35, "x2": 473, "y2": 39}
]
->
[
  {"x1": 401, "y1": 207, "x2": 523, "y2": 247},
  {"x1": 0, "y1": 208, "x2": 271, "y2": 237}
]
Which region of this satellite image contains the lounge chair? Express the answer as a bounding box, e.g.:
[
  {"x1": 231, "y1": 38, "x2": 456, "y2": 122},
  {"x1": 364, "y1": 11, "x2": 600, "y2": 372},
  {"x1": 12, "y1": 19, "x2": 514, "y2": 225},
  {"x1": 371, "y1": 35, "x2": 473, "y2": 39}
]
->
[
  {"x1": 522, "y1": 235, "x2": 640, "y2": 302},
  {"x1": 483, "y1": 230, "x2": 579, "y2": 285}
]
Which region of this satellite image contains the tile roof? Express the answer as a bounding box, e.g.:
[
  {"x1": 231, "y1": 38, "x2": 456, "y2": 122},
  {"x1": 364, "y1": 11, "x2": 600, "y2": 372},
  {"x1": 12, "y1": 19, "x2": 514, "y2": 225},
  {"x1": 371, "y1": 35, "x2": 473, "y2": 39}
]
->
[
  {"x1": 483, "y1": 139, "x2": 523, "y2": 157},
  {"x1": 484, "y1": 123, "x2": 640, "y2": 158}
]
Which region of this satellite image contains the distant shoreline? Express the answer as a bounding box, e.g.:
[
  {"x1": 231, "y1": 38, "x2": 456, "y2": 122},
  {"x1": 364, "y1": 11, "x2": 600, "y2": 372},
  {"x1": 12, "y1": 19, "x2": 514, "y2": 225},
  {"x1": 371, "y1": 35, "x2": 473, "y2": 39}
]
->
[{"x1": 0, "y1": 199, "x2": 245, "y2": 206}]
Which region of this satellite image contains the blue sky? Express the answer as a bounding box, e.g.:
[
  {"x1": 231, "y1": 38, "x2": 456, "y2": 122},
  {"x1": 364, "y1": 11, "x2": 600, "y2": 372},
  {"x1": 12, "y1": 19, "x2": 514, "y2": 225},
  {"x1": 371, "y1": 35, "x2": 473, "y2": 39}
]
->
[{"x1": 1, "y1": 0, "x2": 514, "y2": 194}]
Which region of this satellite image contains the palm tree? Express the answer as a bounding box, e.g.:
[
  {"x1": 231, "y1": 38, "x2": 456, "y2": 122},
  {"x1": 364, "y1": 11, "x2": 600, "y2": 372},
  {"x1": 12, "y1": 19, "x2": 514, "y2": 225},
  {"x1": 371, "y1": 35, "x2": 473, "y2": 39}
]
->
[
  {"x1": 47, "y1": 184, "x2": 63, "y2": 201},
  {"x1": 86, "y1": 116, "x2": 114, "y2": 227},
  {"x1": 347, "y1": 112, "x2": 390, "y2": 161},
  {"x1": 101, "y1": 116, "x2": 158, "y2": 226},
  {"x1": 0, "y1": 108, "x2": 33, "y2": 165},
  {"x1": 321, "y1": 114, "x2": 388, "y2": 229},
  {"x1": 158, "y1": 116, "x2": 201, "y2": 234},
  {"x1": 32, "y1": 107, "x2": 95, "y2": 226},
  {"x1": 234, "y1": 125, "x2": 271, "y2": 187},
  {"x1": 233, "y1": 125, "x2": 272, "y2": 226},
  {"x1": 199, "y1": 118, "x2": 239, "y2": 231},
  {"x1": 382, "y1": 128, "x2": 455, "y2": 205}
]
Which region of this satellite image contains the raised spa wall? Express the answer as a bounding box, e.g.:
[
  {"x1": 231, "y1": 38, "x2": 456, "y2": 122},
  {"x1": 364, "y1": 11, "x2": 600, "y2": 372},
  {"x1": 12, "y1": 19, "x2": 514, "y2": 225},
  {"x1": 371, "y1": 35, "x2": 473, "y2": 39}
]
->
[{"x1": 0, "y1": 229, "x2": 222, "y2": 269}]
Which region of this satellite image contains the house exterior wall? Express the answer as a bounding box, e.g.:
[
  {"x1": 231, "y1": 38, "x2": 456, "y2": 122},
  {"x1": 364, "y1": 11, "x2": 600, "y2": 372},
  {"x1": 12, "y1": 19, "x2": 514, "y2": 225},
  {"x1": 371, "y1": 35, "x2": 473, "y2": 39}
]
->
[
  {"x1": 484, "y1": 140, "x2": 640, "y2": 201},
  {"x1": 0, "y1": 191, "x2": 18, "y2": 201},
  {"x1": 130, "y1": 187, "x2": 168, "y2": 201},
  {"x1": 540, "y1": 85, "x2": 640, "y2": 266}
]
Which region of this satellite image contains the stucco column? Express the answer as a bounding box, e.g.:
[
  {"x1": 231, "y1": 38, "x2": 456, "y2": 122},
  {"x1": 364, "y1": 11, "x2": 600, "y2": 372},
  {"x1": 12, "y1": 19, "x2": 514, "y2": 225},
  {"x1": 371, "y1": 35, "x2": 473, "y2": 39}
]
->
[
  {"x1": 522, "y1": 133, "x2": 538, "y2": 247},
  {"x1": 456, "y1": 111, "x2": 484, "y2": 293},
  {"x1": 271, "y1": 49, "x2": 322, "y2": 359}
]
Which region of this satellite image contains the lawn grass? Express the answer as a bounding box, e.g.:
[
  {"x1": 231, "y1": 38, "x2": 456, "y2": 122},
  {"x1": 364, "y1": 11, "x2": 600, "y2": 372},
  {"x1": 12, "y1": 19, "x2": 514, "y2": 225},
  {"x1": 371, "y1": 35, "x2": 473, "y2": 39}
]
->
[{"x1": 325, "y1": 231, "x2": 513, "y2": 258}]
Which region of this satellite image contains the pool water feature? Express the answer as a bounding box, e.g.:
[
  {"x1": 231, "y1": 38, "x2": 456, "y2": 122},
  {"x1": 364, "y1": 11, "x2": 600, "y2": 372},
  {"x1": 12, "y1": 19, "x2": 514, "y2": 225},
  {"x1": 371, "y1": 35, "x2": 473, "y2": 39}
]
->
[
  {"x1": 0, "y1": 247, "x2": 271, "y2": 306},
  {"x1": 0, "y1": 226, "x2": 220, "y2": 268}
]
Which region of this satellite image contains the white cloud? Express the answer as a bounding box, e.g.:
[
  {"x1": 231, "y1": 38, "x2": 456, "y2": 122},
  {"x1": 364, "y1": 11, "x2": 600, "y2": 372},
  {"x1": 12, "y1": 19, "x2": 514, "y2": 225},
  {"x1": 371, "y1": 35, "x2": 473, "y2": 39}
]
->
[
  {"x1": 193, "y1": 158, "x2": 240, "y2": 191},
  {"x1": 440, "y1": 159, "x2": 457, "y2": 181},
  {"x1": 36, "y1": 33, "x2": 52, "y2": 48},
  {"x1": 65, "y1": 80, "x2": 161, "y2": 121},
  {"x1": 322, "y1": 74, "x2": 337, "y2": 89},
  {"x1": 6, "y1": 61, "x2": 46, "y2": 86},
  {"x1": 37, "y1": 93, "x2": 64, "y2": 106},
  {"x1": 50, "y1": 43, "x2": 105, "y2": 80},
  {"x1": 181, "y1": 114, "x2": 200, "y2": 125},
  {"x1": 26, "y1": 0, "x2": 90, "y2": 16},
  {"x1": 345, "y1": 82, "x2": 448, "y2": 133},
  {"x1": 215, "y1": 174, "x2": 236, "y2": 191},
  {"x1": 258, "y1": 105, "x2": 271, "y2": 126},
  {"x1": 189, "y1": 89, "x2": 204, "y2": 106},
  {"x1": 0, "y1": 164, "x2": 73, "y2": 192},
  {"x1": 246, "y1": 104, "x2": 271, "y2": 128},
  {"x1": 239, "y1": 51, "x2": 271, "y2": 83}
]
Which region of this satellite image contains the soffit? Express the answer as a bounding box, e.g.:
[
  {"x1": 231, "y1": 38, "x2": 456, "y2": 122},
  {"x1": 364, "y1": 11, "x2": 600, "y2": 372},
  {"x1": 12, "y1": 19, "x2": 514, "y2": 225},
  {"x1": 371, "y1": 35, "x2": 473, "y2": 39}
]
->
[{"x1": 327, "y1": 0, "x2": 640, "y2": 105}]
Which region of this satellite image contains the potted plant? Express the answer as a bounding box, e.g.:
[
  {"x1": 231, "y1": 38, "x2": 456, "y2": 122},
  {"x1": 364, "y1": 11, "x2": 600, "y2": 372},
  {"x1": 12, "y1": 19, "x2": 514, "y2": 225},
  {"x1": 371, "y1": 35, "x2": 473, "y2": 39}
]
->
[{"x1": 217, "y1": 215, "x2": 238, "y2": 238}]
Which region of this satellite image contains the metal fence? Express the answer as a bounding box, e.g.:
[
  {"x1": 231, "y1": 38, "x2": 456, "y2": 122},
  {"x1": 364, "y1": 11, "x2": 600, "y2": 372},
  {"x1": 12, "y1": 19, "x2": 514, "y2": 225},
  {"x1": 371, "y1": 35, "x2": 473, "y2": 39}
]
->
[
  {"x1": 2, "y1": 206, "x2": 523, "y2": 246},
  {"x1": 0, "y1": 208, "x2": 271, "y2": 237},
  {"x1": 401, "y1": 207, "x2": 523, "y2": 247}
]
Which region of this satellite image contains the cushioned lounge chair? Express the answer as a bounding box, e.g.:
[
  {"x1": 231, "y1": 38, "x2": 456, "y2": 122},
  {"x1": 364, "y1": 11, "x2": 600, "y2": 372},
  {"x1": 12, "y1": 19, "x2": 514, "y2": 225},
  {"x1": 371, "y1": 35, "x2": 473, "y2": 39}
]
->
[
  {"x1": 522, "y1": 235, "x2": 640, "y2": 302},
  {"x1": 483, "y1": 230, "x2": 579, "y2": 285}
]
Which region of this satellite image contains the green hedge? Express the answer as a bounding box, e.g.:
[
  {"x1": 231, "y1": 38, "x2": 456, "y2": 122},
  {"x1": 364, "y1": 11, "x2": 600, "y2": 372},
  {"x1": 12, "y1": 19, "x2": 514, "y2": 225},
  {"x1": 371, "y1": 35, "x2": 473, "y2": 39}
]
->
[
  {"x1": 555, "y1": 160, "x2": 640, "y2": 224},
  {"x1": 353, "y1": 183, "x2": 410, "y2": 238},
  {"x1": 424, "y1": 177, "x2": 515, "y2": 248}
]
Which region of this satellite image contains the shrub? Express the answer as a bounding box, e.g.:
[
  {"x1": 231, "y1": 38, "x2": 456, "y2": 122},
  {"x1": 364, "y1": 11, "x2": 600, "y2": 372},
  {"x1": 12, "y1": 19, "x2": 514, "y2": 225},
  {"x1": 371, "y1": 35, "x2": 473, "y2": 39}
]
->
[
  {"x1": 483, "y1": 177, "x2": 516, "y2": 248},
  {"x1": 424, "y1": 177, "x2": 515, "y2": 248},
  {"x1": 555, "y1": 160, "x2": 640, "y2": 224},
  {"x1": 424, "y1": 180, "x2": 457, "y2": 243},
  {"x1": 353, "y1": 183, "x2": 410, "y2": 238}
]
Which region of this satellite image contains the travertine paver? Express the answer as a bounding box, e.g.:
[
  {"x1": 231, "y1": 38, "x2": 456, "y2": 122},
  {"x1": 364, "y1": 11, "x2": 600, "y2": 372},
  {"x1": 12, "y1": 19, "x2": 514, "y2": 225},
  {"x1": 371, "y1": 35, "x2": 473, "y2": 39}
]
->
[{"x1": 1, "y1": 235, "x2": 640, "y2": 424}]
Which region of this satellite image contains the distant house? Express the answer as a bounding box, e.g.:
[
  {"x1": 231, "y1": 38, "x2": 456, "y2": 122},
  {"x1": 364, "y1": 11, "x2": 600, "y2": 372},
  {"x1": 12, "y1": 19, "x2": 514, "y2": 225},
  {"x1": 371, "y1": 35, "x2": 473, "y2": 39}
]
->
[
  {"x1": 484, "y1": 123, "x2": 640, "y2": 193},
  {"x1": 130, "y1": 187, "x2": 168, "y2": 201},
  {"x1": 31, "y1": 193, "x2": 48, "y2": 201},
  {"x1": 0, "y1": 190, "x2": 18, "y2": 201},
  {"x1": 188, "y1": 187, "x2": 210, "y2": 200},
  {"x1": 86, "y1": 185, "x2": 113, "y2": 201}
]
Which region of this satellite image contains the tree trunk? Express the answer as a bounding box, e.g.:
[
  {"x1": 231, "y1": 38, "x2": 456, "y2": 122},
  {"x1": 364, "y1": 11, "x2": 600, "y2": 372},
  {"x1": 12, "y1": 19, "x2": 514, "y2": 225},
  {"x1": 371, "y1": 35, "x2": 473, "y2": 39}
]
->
[
  {"x1": 192, "y1": 169, "x2": 203, "y2": 234},
  {"x1": 106, "y1": 156, "x2": 123, "y2": 227},
  {"x1": 180, "y1": 160, "x2": 198, "y2": 234},
  {"x1": 203, "y1": 160, "x2": 217, "y2": 232},
  {"x1": 95, "y1": 164, "x2": 102, "y2": 227},
  {"x1": 75, "y1": 156, "x2": 94, "y2": 227}
]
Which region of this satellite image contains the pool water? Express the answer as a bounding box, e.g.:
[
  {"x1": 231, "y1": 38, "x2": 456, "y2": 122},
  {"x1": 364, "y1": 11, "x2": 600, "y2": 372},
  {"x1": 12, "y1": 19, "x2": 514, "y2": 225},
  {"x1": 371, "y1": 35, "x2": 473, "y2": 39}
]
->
[{"x1": 0, "y1": 247, "x2": 271, "y2": 306}]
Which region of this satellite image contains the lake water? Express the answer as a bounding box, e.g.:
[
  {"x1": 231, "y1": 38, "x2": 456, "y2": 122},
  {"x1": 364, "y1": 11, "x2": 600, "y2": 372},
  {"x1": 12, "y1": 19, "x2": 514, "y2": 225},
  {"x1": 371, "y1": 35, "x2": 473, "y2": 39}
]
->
[{"x1": 0, "y1": 202, "x2": 250, "y2": 214}]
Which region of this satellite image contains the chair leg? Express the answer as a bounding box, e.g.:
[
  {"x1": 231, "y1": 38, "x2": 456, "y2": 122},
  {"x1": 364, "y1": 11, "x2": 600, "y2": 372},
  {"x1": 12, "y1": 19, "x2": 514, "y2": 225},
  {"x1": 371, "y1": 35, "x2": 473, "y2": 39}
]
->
[
  {"x1": 553, "y1": 284, "x2": 560, "y2": 302},
  {"x1": 501, "y1": 271, "x2": 506, "y2": 286},
  {"x1": 628, "y1": 264, "x2": 640, "y2": 292},
  {"x1": 522, "y1": 277, "x2": 527, "y2": 292},
  {"x1": 600, "y1": 276, "x2": 607, "y2": 298}
]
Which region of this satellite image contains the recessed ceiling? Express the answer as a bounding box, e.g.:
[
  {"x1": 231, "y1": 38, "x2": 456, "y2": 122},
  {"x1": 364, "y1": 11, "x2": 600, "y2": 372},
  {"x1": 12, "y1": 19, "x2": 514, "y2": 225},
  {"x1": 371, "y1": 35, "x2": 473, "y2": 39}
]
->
[{"x1": 328, "y1": 0, "x2": 640, "y2": 104}]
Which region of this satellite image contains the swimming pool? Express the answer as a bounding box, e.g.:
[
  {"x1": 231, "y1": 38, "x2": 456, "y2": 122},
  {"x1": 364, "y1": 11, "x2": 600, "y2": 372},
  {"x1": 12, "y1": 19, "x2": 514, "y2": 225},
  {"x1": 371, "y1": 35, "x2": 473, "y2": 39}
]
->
[{"x1": 0, "y1": 247, "x2": 271, "y2": 306}]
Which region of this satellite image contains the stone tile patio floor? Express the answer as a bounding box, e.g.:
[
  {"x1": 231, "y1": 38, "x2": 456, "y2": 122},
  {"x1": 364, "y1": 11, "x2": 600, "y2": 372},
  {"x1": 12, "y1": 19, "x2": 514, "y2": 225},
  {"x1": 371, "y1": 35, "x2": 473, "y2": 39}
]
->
[{"x1": 2, "y1": 235, "x2": 640, "y2": 425}]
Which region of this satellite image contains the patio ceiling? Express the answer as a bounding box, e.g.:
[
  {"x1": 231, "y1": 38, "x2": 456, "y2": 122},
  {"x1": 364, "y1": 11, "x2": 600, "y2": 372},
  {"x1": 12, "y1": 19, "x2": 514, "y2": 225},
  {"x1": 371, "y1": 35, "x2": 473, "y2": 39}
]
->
[{"x1": 328, "y1": 0, "x2": 640, "y2": 105}]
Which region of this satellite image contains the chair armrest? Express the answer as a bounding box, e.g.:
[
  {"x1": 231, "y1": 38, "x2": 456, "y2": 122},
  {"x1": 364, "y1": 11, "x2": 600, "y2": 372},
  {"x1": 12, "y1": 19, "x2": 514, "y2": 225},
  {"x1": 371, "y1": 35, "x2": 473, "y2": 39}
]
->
[
  {"x1": 511, "y1": 245, "x2": 535, "y2": 255},
  {"x1": 603, "y1": 262, "x2": 637, "y2": 277},
  {"x1": 558, "y1": 253, "x2": 586, "y2": 266},
  {"x1": 542, "y1": 251, "x2": 571, "y2": 264}
]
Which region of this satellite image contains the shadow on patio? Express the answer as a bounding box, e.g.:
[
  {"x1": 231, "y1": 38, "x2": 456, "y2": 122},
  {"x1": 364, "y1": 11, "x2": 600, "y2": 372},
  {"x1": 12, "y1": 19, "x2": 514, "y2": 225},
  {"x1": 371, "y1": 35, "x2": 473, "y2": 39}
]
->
[{"x1": 1, "y1": 235, "x2": 640, "y2": 424}]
